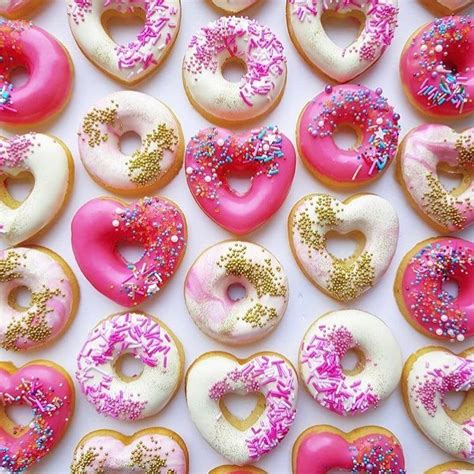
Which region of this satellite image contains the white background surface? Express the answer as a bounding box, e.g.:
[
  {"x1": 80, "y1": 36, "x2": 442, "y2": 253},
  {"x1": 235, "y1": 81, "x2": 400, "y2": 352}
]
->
[{"x1": 2, "y1": 1, "x2": 474, "y2": 473}]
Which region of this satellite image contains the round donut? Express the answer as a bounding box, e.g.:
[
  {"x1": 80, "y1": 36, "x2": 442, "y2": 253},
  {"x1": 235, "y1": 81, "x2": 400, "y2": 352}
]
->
[
  {"x1": 185, "y1": 125, "x2": 296, "y2": 234},
  {"x1": 0, "y1": 246, "x2": 79, "y2": 352},
  {"x1": 71, "y1": 427, "x2": 189, "y2": 473},
  {"x1": 400, "y1": 16, "x2": 474, "y2": 119},
  {"x1": 397, "y1": 124, "x2": 473, "y2": 233},
  {"x1": 297, "y1": 84, "x2": 401, "y2": 188},
  {"x1": 286, "y1": 0, "x2": 399, "y2": 83},
  {"x1": 0, "y1": 19, "x2": 73, "y2": 126},
  {"x1": 0, "y1": 0, "x2": 41, "y2": 18},
  {"x1": 402, "y1": 346, "x2": 474, "y2": 460},
  {"x1": 67, "y1": 0, "x2": 181, "y2": 85},
  {"x1": 76, "y1": 311, "x2": 184, "y2": 421},
  {"x1": 395, "y1": 237, "x2": 474, "y2": 343},
  {"x1": 288, "y1": 193, "x2": 399, "y2": 302},
  {"x1": 209, "y1": 0, "x2": 260, "y2": 13},
  {"x1": 184, "y1": 241, "x2": 289, "y2": 345},
  {"x1": 0, "y1": 133, "x2": 74, "y2": 247},
  {"x1": 78, "y1": 91, "x2": 184, "y2": 196},
  {"x1": 426, "y1": 461, "x2": 474, "y2": 474},
  {"x1": 182, "y1": 16, "x2": 287, "y2": 124},
  {"x1": 299, "y1": 310, "x2": 402, "y2": 416}
]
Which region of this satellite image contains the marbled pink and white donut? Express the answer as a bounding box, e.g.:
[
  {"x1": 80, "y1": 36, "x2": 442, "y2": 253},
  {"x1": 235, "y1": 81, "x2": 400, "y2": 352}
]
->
[
  {"x1": 76, "y1": 312, "x2": 184, "y2": 421},
  {"x1": 185, "y1": 241, "x2": 288, "y2": 345}
]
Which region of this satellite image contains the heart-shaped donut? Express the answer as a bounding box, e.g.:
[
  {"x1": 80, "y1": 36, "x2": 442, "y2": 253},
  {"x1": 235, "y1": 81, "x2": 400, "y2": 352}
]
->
[
  {"x1": 0, "y1": 133, "x2": 74, "y2": 248},
  {"x1": 402, "y1": 346, "x2": 474, "y2": 460},
  {"x1": 210, "y1": 466, "x2": 266, "y2": 474},
  {"x1": 185, "y1": 126, "x2": 296, "y2": 235},
  {"x1": 426, "y1": 461, "x2": 474, "y2": 474},
  {"x1": 292, "y1": 424, "x2": 406, "y2": 474},
  {"x1": 288, "y1": 193, "x2": 399, "y2": 302},
  {"x1": 186, "y1": 351, "x2": 298, "y2": 465},
  {"x1": 398, "y1": 124, "x2": 474, "y2": 233},
  {"x1": 71, "y1": 196, "x2": 187, "y2": 307},
  {"x1": 0, "y1": 360, "x2": 74, "y2": 473},
  {"x1": 71, "y1": 427, "x2": 188, "y2": 473},
  {"x1": 210, "y1": 0, "x2": 260, "y2": 13}
]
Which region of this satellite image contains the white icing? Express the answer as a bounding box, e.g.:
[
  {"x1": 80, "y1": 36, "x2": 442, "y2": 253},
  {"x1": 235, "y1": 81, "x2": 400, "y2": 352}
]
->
[{"x1": 211, "y1": 0, "x2": 259, "y2": 12}]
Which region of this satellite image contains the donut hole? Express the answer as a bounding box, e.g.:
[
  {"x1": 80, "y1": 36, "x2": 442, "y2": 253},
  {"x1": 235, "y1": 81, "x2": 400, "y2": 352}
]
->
[
  {"x1": 333, "y1": 125, "x2": 361, "y2": 151},
  {"x1": 436, "y1": 163, "x2": 469, "y2": 195},
  {"x1": 227, "y1": 282, "x2": 247, "y2": 302},
  {"x1": 119, "y1": 131, "x2": 142, "y2": 156},
  {"x1": 220, "y1": 392, "x2": 266, "y2": 431},
  {"x1": 115, "y1": 353, "x2": 144, "y2": 381},
  {"x1": 325, "y1": 230, "x2": 365, "y2": 261},
  {"x1": 444, "y1": 391, "x2": 466, "y2": 411},
  {"x1": 0, "y1": 172, "x2": 34, "y2": 208},
  {"x1": 8, "y1": 66, "x2": 29, "y2": 88},
  {"x1": 8, "y1": 286, "x2": 33, "y2": 311},
  {"x1": 102, "y1": 7, "x2": 145, "y2": 46},
  {"x1": 442, "y1": 279, "x2": 459, "y2": 299},
  {"x1": 226, "y1": 170, "x2": 253, "y2": 196},
  {"x1": 5, "y1": 404, "x2": 34, "y2": 428},
  {"x1": 321, "y1": 9, "x2": 364, "y2": 49},
  {"x1": 340, "y1": 348, "x2": 365, "y2": 376},
  {"x1": 117, "y1": 241, "x2": 145, "y2": 264},
  {"x1": 222, "y1": 57, "x2": 247, "y2": 84}
]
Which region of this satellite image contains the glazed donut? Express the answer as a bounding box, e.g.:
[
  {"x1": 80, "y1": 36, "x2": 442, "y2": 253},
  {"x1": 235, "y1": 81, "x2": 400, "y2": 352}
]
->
[
  {"x1": 182, "y1": 16, "x2": 287, "y2": 124},
  {"x1": 184, "y1": 241, "x2": 288, "y2": 345},
  {"x1": 398, "y1": 124, "x2": 473, "y2": 233},
  {"x1": 186, "y1": 351, "x2": 298, "y2": 465},
  {"x1": 71, "y1": 196, "x2": 187, "y2": 307},
  {"x1": 78, "y1": 91, "x2": 184, "y2": 196},
  {"x1": 0, "y1": 19, "x2": 73, "y2": 126},
  {"x1": 402, "y1": 346, "x2": 474, "y2": 460},
  {"x1": 395, "y1": 237, "x2": 474, "y2": 343},
  {"x1": 67, "y1": 0, "x2": 181, "y2": 85},
  {"x1": 0, "y1": 0, "x2": 41, "y2": 18},
  {"x1": 0, "y1": 246, "x2": 79, "y2": 351},
  {"x1": 288, "y1": 193, "x2": 399, "y2": 302},
  {"x1": 76, "y1": 312, "x2": 184, "y2": 421},
  {"x1": 286, "y1": 0, "x2": 399, "y2": 83},
  {"x1": 292, "y1": 425, "x2": 406, "y2": 474},
  {"x1": 0, "y1": 360, "x2": 74, "y2": 473},
  {"x1": 400, "y1": 16, "x2": 474, "y2": 118},
  {"x1": 185, "y1": 125, "x2": 296, "y2": 234},
  {"x1": 210, "y1": 466, "x2": 266, "y2": 474},
  {"x1": 297, "y1": 84, "x2": 401, "y2": 187},
  {"x1": 426, "y1": 462, "x2": 474, "y2": 474},
  {"x1": 421, "y1": 0, "x2": 474, "y2": 15},
  {"x1": 299, "y1": 310, "x2": 402, "y2": 416},
  {"x1": 0, "y1": 133, "x2": 74, "y2": 247},
  {"x1": 210, "y1": 0, "x2": 260, "y2": 13}
]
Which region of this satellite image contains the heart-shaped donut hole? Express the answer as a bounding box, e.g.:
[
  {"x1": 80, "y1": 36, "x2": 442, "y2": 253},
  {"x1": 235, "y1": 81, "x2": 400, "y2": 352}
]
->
[
  {"x1": 4, "y1": 404, "x2": 34, "y2": 433},
  {"x1": 0, "y1": 172, "x2": 34, "y2": 208},
  {"x1": 324, "y1": 230, "x2": 366, "y2": 261},
  {"x1": 102, "y1": 7, "x2": 145, "y2": 47},
  {"x1": 444, "y1": 389, "x2": 474, "y2": 423},
  {"x1": 436, "y1": 162, "x2": 472, "y2": 196},
  {"x1": 321, "y1": 9, "x2": 364, "y2": 50},
  {"x1": 225, "y1": 169, "x2": 254, "y2": 196},
  {"x1": 116, "y1": 241, "x2": 146, "y2": 265},
  {"x1": 219, "y1": 392, "x2": 266, "y2": 431}
]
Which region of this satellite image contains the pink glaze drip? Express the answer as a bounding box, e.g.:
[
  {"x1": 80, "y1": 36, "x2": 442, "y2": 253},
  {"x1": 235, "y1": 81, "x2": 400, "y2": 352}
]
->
[{"x1": 185, "y1": 126, "x2": 296, "y2": 234}]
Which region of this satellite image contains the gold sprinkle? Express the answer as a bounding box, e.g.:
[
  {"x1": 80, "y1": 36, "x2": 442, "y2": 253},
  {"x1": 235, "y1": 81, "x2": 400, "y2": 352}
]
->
[
  {"x1": 455, "y1": 134, "x2": 474, "y2": 169},
  {"x1": 241, "y1": 303, "x2": 278, "y2": 328},
  {"x1": 70, "y1": 448, "x2": 99, "y2": 473},
  {"x1": 81, "y1": 102, "x2": 119, "y2": 148}
]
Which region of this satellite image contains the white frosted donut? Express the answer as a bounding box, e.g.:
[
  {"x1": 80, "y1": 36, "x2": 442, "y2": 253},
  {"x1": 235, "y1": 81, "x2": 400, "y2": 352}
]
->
[
  {"x1": 78, "y1": 91, "x2": 183, "y2": 195},
  {"x1": 0, "y1": 133, "x2": 73, "y2": 248},
  {"x1": 0, "y1": 246, "x2": 78, "y2": 351},
  {"x1": 210, "y1": 0, "x2": 259, "y2": 13},
  {"x1": 299, "y1": 309, "x2": 402, "y2": 416},
  {"x1": 184, "y1": 241, "x2": 288, "y2": 345},
  {"x1": 186, "y1": 351, "x2": 298, "y2": 465},
  {"x1": 76, "y1": 311, "x2": 184, "y2": 421},
  {"x1": 286, "y1": 0, "x2": 399, "y2": 83},
  {"x1": 67, "y1": 0, "x2": 181, "y2": 84},
  {"x1": 182, "y1": 16, "x2": 287, "y2": 123},
  {"x1": 288, "y1": 193, "x2": 399, "y2": 302},
  {"x1": 403, "y1": 347, "x2": 474, "y2": 460}
]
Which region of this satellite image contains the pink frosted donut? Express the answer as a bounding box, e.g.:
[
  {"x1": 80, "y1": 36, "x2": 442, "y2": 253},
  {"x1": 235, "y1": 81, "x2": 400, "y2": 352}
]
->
[
  {"x1": 185, "y1": 125, "x2": 296, "y2": 234},
  {"x1": 297, "y1": 84, "x2": 400, "y2": 188},
  {"x1": 400, "y1": 16, "x2": 474, "y2": 118},
  {"x1": 395, "y1": 237, "x2": 474, "y2": 343},
  {"x1": 71, "y1": 196, "x2": 187, "y2": 307},
  {"x1": 0, "y1": 19, "x2": 73, "y2": 126}
]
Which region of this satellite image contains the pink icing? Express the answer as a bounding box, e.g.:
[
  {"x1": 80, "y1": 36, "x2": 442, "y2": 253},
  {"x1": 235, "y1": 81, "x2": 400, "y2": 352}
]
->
[
  {"x1": 400, "y1": 238, "x2": 474, "y2": 342},
  {"x1": 0, "y1": 362, "x2": 74, "y2": 473},
  {"x1": 0, "y1": 19, "x2": 73, "y2": 125},
  {"x1": 298, "y1": 84, "x2": 400, "y2": 185},
  {"x1": 185, "y1": 126, "x2": 296, "y2": 234},
  {"x1": 71, "y1": 196, "x2": 186, "y2": 307},
  {"x1": 400, "y1": 16, "x2": 474, "y2": 118}
]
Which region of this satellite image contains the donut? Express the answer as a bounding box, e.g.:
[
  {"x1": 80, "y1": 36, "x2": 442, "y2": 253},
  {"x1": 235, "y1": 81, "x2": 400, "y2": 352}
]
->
[
  {"x1": 0, "y1": 246, "x2": 79, "y2": 352},
  {"x1": 397, "y1": 124, "x2": 473, "y2": 233},
  {"x1": 184, "y1": 241, "x2": 288, "y2": 345},
  {"x1": 288, "y1": 193, "x2": 399, "y2": 302},
  {"x1": 297, "y1": 84, "x2": 401, "y2": 188},
  {"x1": 0, "y1": 133, "x2": 74, "y2": 247},
  {"x1": 210, "y1": 466, "x2": 266, "y2": 474},
  {"x1": 420, "y1": 0, "x2": 474, "y2": 15},
  {"x1": 76, "y1": 311, "x2": 184, "y2": 421},
  {"x1": 426, "y1": 462, "x2": 474, "y2": 474},
  {"x1": 400, "y1": 16, "x2": 474, "y2": 119},
  {"x1": 402, "y1": 346, "x2": 474, "y2": 460},
  {"x1": 67, "y1": 0, "x2": 181, "y2": 85},
  {"x1": 395, "y1": 237, "x2": 474, "y2": 343},
  {"x1": 299, "y1": 310, "x2": 402, "y2": 416},
  {"x1": 286, "y1": 0, "x2": 399, "y2": 83},
  {"x1": 185, "y1": 125, "x2": 296, "y2": 234},
  {"x1": 186, "y1": 351, "x2": 298, "y2": 465},
  {"x1": 0, "y1": 359, "x2": 74, "y2": 473},
  {"x1": 0, "y1": 19, "x2": 73, "y2": 126},
  {"x1": 292, "y1": 425, "x2": 406, "y2": 474},
  {"x1": 71, "y1": 196, "x2": 187, "y2": 307},
  {"x1": 71, "y1": 427, "x2": 188, "y2": 473},
  {"x1": 209, "y1": 0, "x2": 260, "y2": 13},
  {"x1": 182, "y1": 16, "x2": 287, "y2": 124},
  {"x1": 78, "y1": 91, "x2": 184, "y2": 196},
  {"x1": 0, "y1": 0, "x2": 41, "y2": 18}
]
